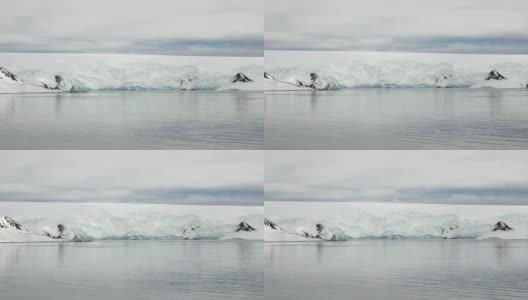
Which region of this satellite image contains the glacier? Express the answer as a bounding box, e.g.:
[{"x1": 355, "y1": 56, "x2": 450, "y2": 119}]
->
[
  {"x1": 0, "y1": 53, "x2": 262, "y2": 93},
  {"x1": 265, "y1": 50, "x2": 528, "y2": 90},
  {"x1": 0, "y1": 202, "x2": 263, "y2": 242},
  {"x1": 265, "y1": 202, "x2": 528, "y2": 241}
]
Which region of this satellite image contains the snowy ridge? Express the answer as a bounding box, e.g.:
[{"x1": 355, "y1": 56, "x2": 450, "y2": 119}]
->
[
  {"x1": 0, "y1": 53, "x2": 262, "y2": 93},
  {"x1": 0, "y1": 66, "x2": 52, "y2": 93},
  {"x1": 0, "y1": 202, "x2": 263, "y2": 242},
  {"x1": 265, "y1": 202, "x2": 528, "y2": 241},
  {"x1": 265, "y1": 51, "x2": 528, "y2": 90},
  {"x1": 0, "y1": 216, "x2": 55, "y2": 242},
  {"x1": 0, "y1": 216, "x2": 27, "y2": 231}
]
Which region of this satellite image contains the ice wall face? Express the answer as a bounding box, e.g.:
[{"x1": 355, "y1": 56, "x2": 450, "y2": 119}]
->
[
  {"x1": 0, "y1": 53, "x2": 263, "y2": 92},
  {"x1": 265, "y1": 202, "x2": 528, "y2": 241},
  {"x1": 265, "y1": 51, "x2": 528, "y2": 89},
  {"x1": 0, "y1": 203, "x2": 263, "y2": 242},
  {"x1": 15, "y1": 64, "x2": 261, "y2": 92}
]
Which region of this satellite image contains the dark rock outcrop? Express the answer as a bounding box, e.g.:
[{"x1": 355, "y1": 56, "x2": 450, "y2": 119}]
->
[
  {"x1": 264, "y1": 218, "x2": 281, "y2": 231},
  {"x1": 0, "y1": 216, "x2": 26, "y2": 231},
  {"x1": 235, "y1": 221, "x2": 256, "y2": 232},
  {"x1": 0, "y1": 67, "x2": 23, "y2": 82},
  {"x1": 492, "y1": 221, "x2": 512, "y2": 231},
  {"x1": 486, "y1": 70, "x2": 507, "y2": 80},
  {"x1": 264, "y1": 72, "x2": 274, "y2": 80},
  {"x1": 232, "y1": 72, "x2": 253, "y2": 83},
  {"x1": 314, "y1": 223, "x2": 337, "y2": 241},
  {"x1": 295, "y1": 224, "x2": 337, "y2": 241},
  {"x1": 182, "y1": 224, "x2": 200, "y2": 235},
  {"x1": 294, "y1": 72, "x2": 330, "y2": 90},
  {"x1": 44, "y1": 224, "x2": 67, "y2": 239},
  {"x1": 440, "y1": 224, "x2": 458, "y2": 235},
  {"x1": 39, "y1": 74, "x2": 78, "y2": 92}
]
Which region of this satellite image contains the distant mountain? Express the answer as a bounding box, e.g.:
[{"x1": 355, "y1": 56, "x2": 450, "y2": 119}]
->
[
  {"x1": 265, "y1": 202, "x2": 528, "y2": 241},
  {"x1": 0, "y1": 67, "x2": 23, "y2": 82},
  {"x1": 232, "y1": 72, "x2": 253, "y2": 83},
  {"x1": 264, "y1": 72, "x2": 275, "y2": 80},
  {"x1": 0, "y1": 216, "x2": 27, "y2": 231},
  {"x1": 235, "y1": 221, "x2": 256, "y2": 232},
  {"x1": 264, "y1": 218, "x2": 281, "y2": 231},
  {"x1": 492, "y1": 221, "x2": 513, "y2": 231},
  {"x1": 265, "y1": 51, "x2": 528, "y2": 89},
  {"x1": 486, "y1": 70, "x2": 507, "y2": 80}
]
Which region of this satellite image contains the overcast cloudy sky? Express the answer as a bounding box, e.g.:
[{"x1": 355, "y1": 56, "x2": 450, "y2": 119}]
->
[
  {"x1": 0, "y1": 151, "x2": 263, "y2": 205},
  {"x1": 266, "y1": 151, "x2": 528, "y2": 205},
  {"x1": 266, "y1": 0, "x2": 528, "y2": 54},
  {"x1": 0, "y1": 0, "x2": 262, "y2": 56}
]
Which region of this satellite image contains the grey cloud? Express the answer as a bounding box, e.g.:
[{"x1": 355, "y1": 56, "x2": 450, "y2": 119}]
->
[
  {"x1": 266, "y1": 151, "x2": 528, "y2": 205},
  {"x1": 265, "y1": 0, "x2": 528, "y2": 54},
  {"x1": 0, "y1": 151, "x2": 263, "y2": 205},
  {"x1": 0, "y1": 0, "x2": 263, "y2": 56}
]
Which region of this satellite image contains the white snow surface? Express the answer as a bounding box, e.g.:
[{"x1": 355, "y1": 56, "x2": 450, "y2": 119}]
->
[
  {"x1": 1, "y1": 65, "x2": 52, "y2": 93},
  {"x1": 0, "y1": 80, "x2": 54, "y2": 93},
  {"x1": 0, "y1": 202, "x2": 263, "y2": 242},
  {"x1": 265, "y1": 202, "x2": 528, "y2": 241},
  {"x1": 265, "y1": 51, "x2": 528, "y2": 89},
  {"x1": 0, "y1": 53, "x2": 262, "y2": 92}
]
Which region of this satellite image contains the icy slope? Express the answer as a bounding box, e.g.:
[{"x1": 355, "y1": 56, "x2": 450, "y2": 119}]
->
[
  {"x1": 265, "y1": 202, "x2": 528, "y2": 241},
  {"x1": 0, "y1": 202, "x2": 263, "y2": 242},
  {"x1": 265, "y1": 51, "x2": 528, "y2": 89},
  {"x1": 0, "y1": 216, "x2": 55, "y2": 242},
  {"x1": 0, "y1": 53, "x2": 262, "y2": 92},
  {"x1": 0, "y1": 66, "x2": 52, "y2": 93}
]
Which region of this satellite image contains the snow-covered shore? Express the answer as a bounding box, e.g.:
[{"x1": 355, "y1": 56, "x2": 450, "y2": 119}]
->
[
  {"x1": 0, "y1": 202, "x2": 263, "y2": 242},
  {"x1": 265, "y1": 202, "x2": 528, "y2": 241},
  {"x1": 265, "y1": 50, "x2": 528, "y2": 90},
  {"x1": 0, "y1": 53, "x2": 263, "y2": 93}
]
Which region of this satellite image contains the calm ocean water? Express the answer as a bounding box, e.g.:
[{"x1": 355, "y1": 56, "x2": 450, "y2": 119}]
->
[
  {"x1": 0, "y1": 92, "x2": 263, "y2": 149},
  {"x1": 0, "y1": 241, "x2": 263, "y2": 300},
  {"x1": 265, "y1": 240, "x2": 528, "y2": 300},
  {"x1": 265, "y1": 89, "x2": 528, "y2": 149}
]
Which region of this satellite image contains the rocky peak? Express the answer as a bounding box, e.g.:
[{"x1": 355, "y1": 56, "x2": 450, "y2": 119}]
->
[
  {"x1": 492, "y1": 221, "x2": 512, "y2": 231},
  {"x1": 264, "y1": 218, "x2": 281, "y2": 231},
  {"x1": 0, "y1": 67, "x2": 23, "y2": 82},
  {"x1": 486, "y1": 70, "x2": 507, "y2": 81},
  {"x1": 232, "y1": 72, "x2": 253, "y2": 83},
  {"x1": 0, "y1": 216, "x2": 27, "y2": 231},
  {"x1": 235, "y1": 221, "x2": 256, "y2": 232},
  {"x1": 264, "y1": 72, "x2": 274, "y2": 80}
]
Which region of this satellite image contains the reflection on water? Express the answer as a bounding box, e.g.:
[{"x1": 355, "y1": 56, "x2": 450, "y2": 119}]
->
[
  {"x1": 265, "y1": 89, "x2": 528, "y2": 149},
  {"x1": 0, "y1": 92, "x2": 263, "y2": 149},
  {"x1": 265, "y1": 240, "x2": 528, "y2": 300},
  {"x1": 0, "y1": 241, "x2": 263, "y2": 300}
]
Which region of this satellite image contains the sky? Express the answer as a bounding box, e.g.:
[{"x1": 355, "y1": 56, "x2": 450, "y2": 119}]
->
[
  {"x1": 266, "y1": 151, "x2": 528, "y2": 205},
  {"x1": 266, "y1": 0, "x2": 528, "y2": 54},
  {"x1": 0, "y1": 0, "x2": 263, "y2": 57},
  {"x1": 0, "y1": 151, "x2": 263, "y2": 205}
]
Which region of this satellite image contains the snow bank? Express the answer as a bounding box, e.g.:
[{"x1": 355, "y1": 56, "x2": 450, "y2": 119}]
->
[
  {"x1": 0, "y1": 53, "x2": 263, "y2": 92},
  {"x1": 0, "y1": 202, "x2": 263, "y2": 242},
  {"x1": 265, "y1": 50, "x2": 528, "y2": 89},
  {"x1": 265, "y1": 202, "x2": 528, "y2": 241},
  {"x1": 0, "y1": 81, "x2": 52, "y2": 93}
]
